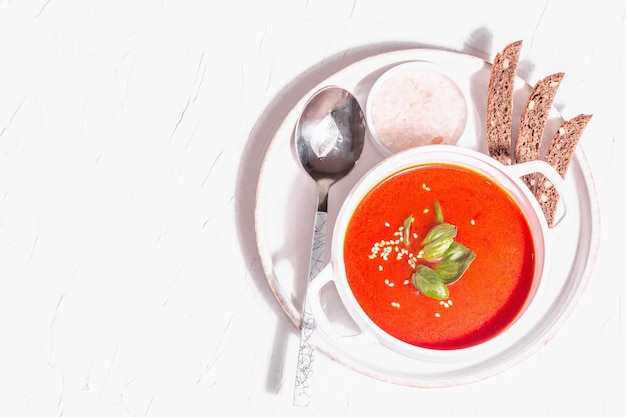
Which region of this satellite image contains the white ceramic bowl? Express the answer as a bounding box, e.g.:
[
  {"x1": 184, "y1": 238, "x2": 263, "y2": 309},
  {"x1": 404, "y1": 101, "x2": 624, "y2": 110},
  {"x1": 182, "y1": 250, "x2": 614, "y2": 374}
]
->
[{"x1": 308, "y1": 145, "x2": 572, "y2": 363}]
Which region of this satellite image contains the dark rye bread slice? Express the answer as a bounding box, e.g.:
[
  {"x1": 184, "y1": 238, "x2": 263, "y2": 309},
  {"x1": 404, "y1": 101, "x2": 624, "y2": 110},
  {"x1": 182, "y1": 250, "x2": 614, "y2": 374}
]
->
[
  {"x1": 514, "y1": 72, "x2": 565, "y2": 189},
  {"x1": 534, "y1": 114, "x2": 592, "y2": 227},
  {"x1": 486, "y1": 40, "x2": 523, "y2": 165}
]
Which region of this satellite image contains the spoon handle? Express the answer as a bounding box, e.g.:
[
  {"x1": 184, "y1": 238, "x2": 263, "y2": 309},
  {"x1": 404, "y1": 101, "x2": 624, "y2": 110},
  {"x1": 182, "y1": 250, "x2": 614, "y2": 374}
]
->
[{"x1": 293, "y1": 211, "x2": 327, "y2": 407}]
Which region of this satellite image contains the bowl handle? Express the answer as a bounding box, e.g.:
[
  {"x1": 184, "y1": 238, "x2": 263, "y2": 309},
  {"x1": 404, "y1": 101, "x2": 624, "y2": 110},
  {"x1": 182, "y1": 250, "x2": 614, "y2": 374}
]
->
[
  {"x1": 504, "y1": 160, "x2": 572, "y2": 231},
  {"x1": 307, "y1": 263, "x2": 378, "y2": 346}
]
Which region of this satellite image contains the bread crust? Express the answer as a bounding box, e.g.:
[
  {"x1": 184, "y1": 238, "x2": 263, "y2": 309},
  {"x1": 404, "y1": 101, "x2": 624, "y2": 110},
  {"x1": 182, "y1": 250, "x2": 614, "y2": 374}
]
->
[
  {"x1": 514, "y1": 72, "x2": 565, "y2": 189},
  {"x1": 486, "y1": 40, "x2": 523, "y2": 165},
  {"x1": 534, "y1": 114, "x2": 592, "y2": 226}
]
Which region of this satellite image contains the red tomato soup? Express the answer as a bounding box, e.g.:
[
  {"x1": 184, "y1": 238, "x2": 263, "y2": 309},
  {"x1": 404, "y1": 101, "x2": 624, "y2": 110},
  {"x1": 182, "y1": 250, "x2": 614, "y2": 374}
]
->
[{"x1": 343, "y1": 163, "x2": 535, "y2": 350}]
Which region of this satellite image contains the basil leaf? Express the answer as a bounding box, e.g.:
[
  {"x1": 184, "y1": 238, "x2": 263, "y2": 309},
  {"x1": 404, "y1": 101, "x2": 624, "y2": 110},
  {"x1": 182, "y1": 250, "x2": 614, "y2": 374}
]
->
[
  {"x1": 403, "y1": 214, "x2": 414, "y2": 246},
  {"x1": 411, "y1": 265, "x2": 449, "y2": 300},
  {"x1": 434, "y1": 200, "x2": 443, "y2": 223},
  {"x1": 421, "y1": 223, "x2": 456, "y2": 261},
  {"x1": 423, "y1": 237, "x2": 454, "y2": 262},
  {"x1": 438, "y1": 242, "x2": 476, "y2": 285},
  {"x1": 422, "y1": 223, "x2": 456, "y2": 245}
]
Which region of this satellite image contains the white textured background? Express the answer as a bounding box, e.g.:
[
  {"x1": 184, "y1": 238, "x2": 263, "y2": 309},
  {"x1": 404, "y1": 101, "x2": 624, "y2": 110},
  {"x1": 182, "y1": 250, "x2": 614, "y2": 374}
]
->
[{"x1": 0, "y1": 0, "x2": 623, "y2": 416}]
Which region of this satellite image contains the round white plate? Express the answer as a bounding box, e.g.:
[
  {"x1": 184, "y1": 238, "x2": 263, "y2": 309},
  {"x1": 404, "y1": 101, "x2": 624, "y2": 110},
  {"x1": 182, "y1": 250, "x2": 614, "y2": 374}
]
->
[{"x1": 254, "y1": 48, "x2": 600, "y2": 387}]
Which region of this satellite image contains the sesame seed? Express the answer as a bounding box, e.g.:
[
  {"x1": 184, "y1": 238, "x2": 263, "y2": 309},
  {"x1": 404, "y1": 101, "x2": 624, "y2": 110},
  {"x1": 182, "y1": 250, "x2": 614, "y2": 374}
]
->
[
  {"x1": 423, "y1": 208, "x2": 429, "y2": 214},
  {"x1": 435, "y1": 312, "x2": 441, "y2": 318},
  {"x1": 403, "y1": 280, "x2": 409, "y2": 285},
  {"x1": 384, "y1": 221, "x2": 390, "y2": 227},
  {"x1": 470, "y1": 219, "x2": 475, "y2": 225},
  {"x1": 378, "y1": 265, "x2": 383, "y2": 271},
  {"x1": 391, "y1": 302, "x2": 400, "y2": 308},
  {"x1": 448, "y1": 300, "x2": 453, "y2": 306}
]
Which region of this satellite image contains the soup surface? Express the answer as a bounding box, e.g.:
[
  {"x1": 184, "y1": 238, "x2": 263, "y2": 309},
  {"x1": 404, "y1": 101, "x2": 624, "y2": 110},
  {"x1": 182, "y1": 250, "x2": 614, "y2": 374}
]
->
[{"x1": 343, "y1": 163, "x2": 535, "y2": 349}]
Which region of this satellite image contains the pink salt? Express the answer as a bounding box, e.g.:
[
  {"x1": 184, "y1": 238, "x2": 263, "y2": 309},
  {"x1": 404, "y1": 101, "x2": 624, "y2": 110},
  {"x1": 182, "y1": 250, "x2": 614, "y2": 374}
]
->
[{"x1": 370, "y1": 66, "x2": 467, "y2": 154}]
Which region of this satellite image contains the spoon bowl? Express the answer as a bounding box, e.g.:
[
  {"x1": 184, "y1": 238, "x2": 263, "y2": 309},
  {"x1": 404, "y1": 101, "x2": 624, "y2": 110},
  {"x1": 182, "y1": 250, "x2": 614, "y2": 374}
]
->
[{"x1": 295, "y1": 86, "x2": 366, "y2": 211}]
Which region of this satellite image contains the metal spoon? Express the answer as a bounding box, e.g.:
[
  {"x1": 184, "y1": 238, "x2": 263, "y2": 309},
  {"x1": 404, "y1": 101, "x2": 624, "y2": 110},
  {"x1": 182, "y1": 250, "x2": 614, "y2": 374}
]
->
[{"x1": 293, "y1": 86, "x2": 365, "y2": 406}]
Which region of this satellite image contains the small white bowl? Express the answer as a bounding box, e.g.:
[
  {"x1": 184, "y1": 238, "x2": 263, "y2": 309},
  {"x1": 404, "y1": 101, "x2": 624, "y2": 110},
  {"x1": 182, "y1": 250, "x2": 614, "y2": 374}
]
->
[{"x1": 366, "y1": 61, "x2": 469, "y2": 156}]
